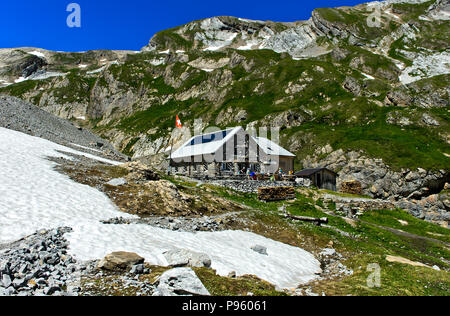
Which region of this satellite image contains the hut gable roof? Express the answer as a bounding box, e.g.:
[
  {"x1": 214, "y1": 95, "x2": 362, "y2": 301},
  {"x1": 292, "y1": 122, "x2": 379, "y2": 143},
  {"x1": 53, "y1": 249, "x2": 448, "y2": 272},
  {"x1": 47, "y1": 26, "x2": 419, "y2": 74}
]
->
[
  {"x1": 170, "y1": 126, "x2": 295, "y2": 160},
  {"x1": 171, "y1": 126, "x2": 242, "y2": 159},
  {"x1": 253, "y1": 137, "x2": 295, "y2": 157},
  {"x1": 295, "y1": 168, "x2": 337, "y2": 177}
]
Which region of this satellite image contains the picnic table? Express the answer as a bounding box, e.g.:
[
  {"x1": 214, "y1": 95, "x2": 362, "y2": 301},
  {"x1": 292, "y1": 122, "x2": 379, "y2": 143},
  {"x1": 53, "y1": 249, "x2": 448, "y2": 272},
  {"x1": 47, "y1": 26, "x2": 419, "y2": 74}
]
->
[{"x1": 282, "y1": 175, "x2": 296, "y2": 182}]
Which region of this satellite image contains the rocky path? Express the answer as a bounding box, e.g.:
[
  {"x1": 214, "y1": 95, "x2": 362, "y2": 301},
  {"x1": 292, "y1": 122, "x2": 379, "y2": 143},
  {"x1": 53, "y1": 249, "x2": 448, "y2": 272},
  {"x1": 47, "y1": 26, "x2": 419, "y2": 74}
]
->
[
  {"x1": 323, "y1": 193, "x2": 374, "y2": 203},
  {"x1": 101, "y1": 212, "x2": 244, "y2": 233},
  {"x1": 356, "y1": 218, "x2": 450, "y2": 248},
  {"x1": 312, "y1": 202, "x2": 449, "y2": 249}
]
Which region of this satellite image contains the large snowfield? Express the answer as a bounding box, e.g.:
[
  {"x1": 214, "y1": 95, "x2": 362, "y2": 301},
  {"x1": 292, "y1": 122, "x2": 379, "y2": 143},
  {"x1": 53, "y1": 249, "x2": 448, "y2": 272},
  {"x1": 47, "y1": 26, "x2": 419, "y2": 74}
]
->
[{"x1": 0, "y1": 127, "x2": 321, "y2": 289}]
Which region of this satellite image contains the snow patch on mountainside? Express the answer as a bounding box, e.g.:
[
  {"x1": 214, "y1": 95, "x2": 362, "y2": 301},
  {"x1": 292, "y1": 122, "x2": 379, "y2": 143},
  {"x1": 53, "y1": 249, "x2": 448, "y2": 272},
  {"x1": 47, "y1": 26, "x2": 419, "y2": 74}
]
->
[
  {"x1": 148, "y1": 58, "x2": 166, "y2": 66},
  {"x1": 87, "y1": 66, "x2": 106, "y2": 75},
  {"x1": 14, "y1": 77, "x2": 27, "y2": 83},
  {"x1": 361, "y1": 72, "x2": 375, "y2": 80},
  {"x1": 0, "y1": 127, "x2": 321, "y2": 289},
  {"x1": 237, "y1": 40, "x2": 260, "y2": 51},
  {"x1": 30, "y1": 71, "x2": 67, "y2": 80},
  {"x1": 28, "y1": 50, "x2": 46, "y2": 58}
]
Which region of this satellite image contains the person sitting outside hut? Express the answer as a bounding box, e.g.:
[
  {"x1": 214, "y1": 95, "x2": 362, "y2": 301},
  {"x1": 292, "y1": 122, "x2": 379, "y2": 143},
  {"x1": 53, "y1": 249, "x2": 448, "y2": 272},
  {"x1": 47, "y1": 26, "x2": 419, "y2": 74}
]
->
[
  {"x1": 270, "y1": 173, "x2": 275, "y2": 182},
  {"x1": 247, "y1": 168, "x2": 252, "y2": 180},
  {"x1": 275, "y1": 168, "x2": 283, "y2": 181},
  {"x1": 251, "y1": 170, "x2": 256, "y2": 181}
]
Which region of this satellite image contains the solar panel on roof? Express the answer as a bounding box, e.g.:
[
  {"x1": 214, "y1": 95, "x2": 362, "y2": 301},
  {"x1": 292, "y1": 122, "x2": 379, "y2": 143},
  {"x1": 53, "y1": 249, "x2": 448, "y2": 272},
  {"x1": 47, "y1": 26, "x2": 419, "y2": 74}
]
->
[{"x1": 187, "y1": 130, "x2": 231, "y2": 147}]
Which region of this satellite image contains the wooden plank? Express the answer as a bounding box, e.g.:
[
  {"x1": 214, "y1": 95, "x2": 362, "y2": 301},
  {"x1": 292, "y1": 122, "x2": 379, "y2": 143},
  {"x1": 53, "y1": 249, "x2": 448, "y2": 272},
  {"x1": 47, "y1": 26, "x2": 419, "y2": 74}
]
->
[{"x1": 285, "y1": 214, "x2": 328, "y2": 226}]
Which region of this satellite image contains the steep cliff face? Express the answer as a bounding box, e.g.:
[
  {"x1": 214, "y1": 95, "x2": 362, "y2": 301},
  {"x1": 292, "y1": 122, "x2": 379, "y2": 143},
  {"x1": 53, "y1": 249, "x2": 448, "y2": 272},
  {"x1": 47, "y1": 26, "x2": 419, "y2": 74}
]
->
[{"x1": 0, "y1": 0, "x2": 448, "y2": 210}]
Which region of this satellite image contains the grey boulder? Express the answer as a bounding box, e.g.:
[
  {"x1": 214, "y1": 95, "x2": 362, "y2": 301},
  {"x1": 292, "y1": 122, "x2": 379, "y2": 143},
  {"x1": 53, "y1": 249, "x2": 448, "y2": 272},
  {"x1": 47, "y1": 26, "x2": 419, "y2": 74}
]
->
[
  {"x1": 153, "y1": 267, "x2": 210, "y2": 296},
  {"x1": 1, "y1": 274, "x2": 12, "y2": 288},
  {"x1": 129, "y1": 264, "x2": 145, "y2": 275},
  {"x1": 97, "y1": 251, "x2": 145, "y2": 271},
  {"x1": 251, "y1": 245, "x2": 268, "y2": 256},
  {"x1": 163, "y1": 249, "x2": 212, "y2": 268},
  {"x1": 12, "y1": 278, "x2": 27, "y2": 289},
  {"x1": 106, "y1": 178, "x2": 127, "y2": 186}
]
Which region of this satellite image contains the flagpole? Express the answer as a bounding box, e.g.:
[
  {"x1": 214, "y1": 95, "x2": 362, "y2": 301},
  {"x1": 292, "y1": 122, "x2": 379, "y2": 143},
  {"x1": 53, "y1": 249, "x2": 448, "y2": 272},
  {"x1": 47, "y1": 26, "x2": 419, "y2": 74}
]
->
[
  {"x1": 168, "y1": 115, "x2": 180, "y2": 175},
  {"x1": 168, "y1": 137, "x2": 174, "y2": 176}
]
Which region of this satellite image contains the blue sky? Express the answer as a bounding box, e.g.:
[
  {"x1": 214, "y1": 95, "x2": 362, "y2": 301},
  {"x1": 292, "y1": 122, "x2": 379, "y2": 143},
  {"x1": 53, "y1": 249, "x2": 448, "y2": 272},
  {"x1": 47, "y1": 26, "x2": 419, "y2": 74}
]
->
[{"x1": 1, "y1": 0, "x2": 368, "y2": 52}]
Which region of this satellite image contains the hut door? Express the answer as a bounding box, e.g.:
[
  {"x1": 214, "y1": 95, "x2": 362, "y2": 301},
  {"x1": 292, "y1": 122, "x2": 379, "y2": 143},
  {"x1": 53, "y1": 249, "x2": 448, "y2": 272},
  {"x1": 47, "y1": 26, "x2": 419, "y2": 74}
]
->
[{"x1": 316, "y1": 173, "x2": 322, "y2": 189}]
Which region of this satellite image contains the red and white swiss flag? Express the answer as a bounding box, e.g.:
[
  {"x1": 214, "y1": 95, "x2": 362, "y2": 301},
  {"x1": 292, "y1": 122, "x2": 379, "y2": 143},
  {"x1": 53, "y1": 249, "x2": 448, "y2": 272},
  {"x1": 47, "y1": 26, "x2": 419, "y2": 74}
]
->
[{"x1": 176, "y1": 115, "x2": 182, "y2": 128}]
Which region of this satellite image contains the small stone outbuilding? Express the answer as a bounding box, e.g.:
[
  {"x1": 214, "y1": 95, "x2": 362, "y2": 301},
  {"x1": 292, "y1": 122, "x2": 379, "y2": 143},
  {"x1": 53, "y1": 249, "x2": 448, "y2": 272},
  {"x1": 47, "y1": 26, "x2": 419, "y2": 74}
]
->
[{"x1": 295, "y1": 168, "x2": 338, "y2": 191}]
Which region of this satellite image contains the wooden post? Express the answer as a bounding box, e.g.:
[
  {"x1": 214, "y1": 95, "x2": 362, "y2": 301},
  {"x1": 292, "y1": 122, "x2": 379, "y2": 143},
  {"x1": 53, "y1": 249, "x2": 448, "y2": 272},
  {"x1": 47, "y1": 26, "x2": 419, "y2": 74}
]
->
[
  {"x1": 168, "y1": 137, "x2": 174, "y2": 175},
  {"x1": 285, "y1": 214, "x2": 328, "y2": 226}
]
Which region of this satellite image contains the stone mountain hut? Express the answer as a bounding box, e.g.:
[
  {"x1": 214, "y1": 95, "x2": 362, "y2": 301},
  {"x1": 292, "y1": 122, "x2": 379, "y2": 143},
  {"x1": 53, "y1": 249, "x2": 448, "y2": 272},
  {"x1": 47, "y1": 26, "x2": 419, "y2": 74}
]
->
[{"x1": 169, "y1": 126, "x2": 295, "y2": 178}]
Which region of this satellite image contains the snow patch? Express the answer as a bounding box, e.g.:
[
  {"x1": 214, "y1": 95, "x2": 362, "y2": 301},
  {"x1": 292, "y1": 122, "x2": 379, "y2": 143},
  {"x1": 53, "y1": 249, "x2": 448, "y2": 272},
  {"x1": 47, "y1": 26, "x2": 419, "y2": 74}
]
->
[
  {"x1": 78, "y1": 64, "x2": 88, "y2": 69},
  {"x1": 394, "y1": 61, "x2": 406, "y2": 70},
  {"x1": 385, "y1": 10, "x2": 401, "y2": 20},
  {"x1": 361, "y1": 72, "x2": 375, "y2": 80},
  {"x1": 30, "y1": 71, "x2": 66, "y2": 80},
  {"x1": 87, "y1": 67, "x2": 106, "y2": 75},
  {"x1": 148, "y1": 58, "x2": 166, "y2": 66},
  {"x1": 28, "y1": 51, "x2": 46, "y2": 58},
  {"x1": 14, "y1": 77, "x2": 27, "y2": 83},
  {"x1": 237, "y1": 40, "x2": 260, "y2": 50},
  {"x1": 0, "y1": 127, "x2": 321, "y2": 289},
  {"x1": 418, "y1": 15, "x2": 433, "y2": 21},
  {"x1": 71, "y1": 143, "x2": 103, "y2": 153},
  {"x1": 238, "y1": 18, "x2": 260, "y2": 23}
]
